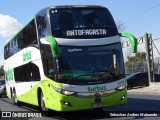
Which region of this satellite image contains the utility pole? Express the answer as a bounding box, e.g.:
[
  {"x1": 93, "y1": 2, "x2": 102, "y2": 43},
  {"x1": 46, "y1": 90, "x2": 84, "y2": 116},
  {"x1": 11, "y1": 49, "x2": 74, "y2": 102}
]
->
[
  {"x1": 144, "y1": 32, "x2": 153, "y2": 84},
  {"x1": 122, "y1": 32, "x2": 154, "y2": 84}
]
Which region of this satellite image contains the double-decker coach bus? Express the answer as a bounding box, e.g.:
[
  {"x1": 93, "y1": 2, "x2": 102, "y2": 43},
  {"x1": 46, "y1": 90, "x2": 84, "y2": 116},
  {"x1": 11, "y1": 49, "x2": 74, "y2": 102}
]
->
[{"x1": 4, "y1": 5, "x2": 137, "y2": 112}]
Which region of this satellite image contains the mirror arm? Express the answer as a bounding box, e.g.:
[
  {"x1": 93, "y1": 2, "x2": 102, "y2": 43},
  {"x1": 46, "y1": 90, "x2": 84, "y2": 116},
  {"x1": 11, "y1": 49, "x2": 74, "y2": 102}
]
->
[
  {"x1": 120, "y1": 32, "x2": 137, "y2": 53},
  {"x1": 44, "y1": 36, "x2": 59, "y2": 57}
]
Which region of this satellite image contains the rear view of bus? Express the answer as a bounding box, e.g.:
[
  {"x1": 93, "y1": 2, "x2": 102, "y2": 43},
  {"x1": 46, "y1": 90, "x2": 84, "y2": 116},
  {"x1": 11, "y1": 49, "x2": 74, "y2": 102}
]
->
[{"x1": 4, "y1": 5, "x2": 137, "y2": 112}]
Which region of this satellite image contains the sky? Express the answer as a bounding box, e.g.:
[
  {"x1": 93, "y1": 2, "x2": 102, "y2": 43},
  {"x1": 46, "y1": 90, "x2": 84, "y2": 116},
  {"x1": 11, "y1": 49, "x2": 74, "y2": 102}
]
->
[{"x1": 1, "y1": 0, "x2": 160, "y2": 65}]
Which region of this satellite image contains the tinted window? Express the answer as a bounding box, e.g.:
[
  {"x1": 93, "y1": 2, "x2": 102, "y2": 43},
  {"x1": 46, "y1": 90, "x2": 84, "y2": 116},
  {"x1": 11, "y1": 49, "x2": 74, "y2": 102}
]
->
[
  {"x1": 14, "y1": 63, "x2": 40, "y2": 82},
  {"x1": 36, "y1": 12, "x2": 49, "y2": 38},
  {"x1": 51, "y1": 10, "x2": 74, "y2": 30},
  {"x1": 50, "y1": 8, "x2": 118, "y2": 38},
  {"x1": 12, "y1": 38, "x2": 19, "y2": 54},
  {"x1": 17, "y1": 32, "x2": 24, "y2": 50},
  {"x1": 57, "y1": 43, "x2": 124, "y2": 84},
  {"x1": 28, "y1": 20, "x2": 37, "y2": 45},
  {"x1": 4, "y1": 19, "x2": 38, "y2": 59},
  {"x1": 40, "y1": 43, "x2": 55, "y2": 79}
]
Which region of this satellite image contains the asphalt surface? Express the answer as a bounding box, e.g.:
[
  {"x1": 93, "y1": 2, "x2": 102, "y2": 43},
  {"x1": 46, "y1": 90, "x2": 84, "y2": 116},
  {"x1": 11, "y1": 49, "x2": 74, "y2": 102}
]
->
[
  {"x1": 128, "y1": 82, "x2": 160, "y2": 96},
  {"x1": 1, "y1": 83, "x2": 160, "y2": 120},
  {"x1": 1, "y1": 94, "x2": 160, "y2": 120}
]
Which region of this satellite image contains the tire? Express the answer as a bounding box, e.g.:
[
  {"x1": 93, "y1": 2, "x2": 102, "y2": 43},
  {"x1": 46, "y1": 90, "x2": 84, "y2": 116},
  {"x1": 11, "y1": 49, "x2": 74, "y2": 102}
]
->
[
  {"x1": 12, "y1": 90, "x2": 18, "y2": 105},
  {"x1": 127, "y1": 85, "x2": 132, "y2": 89},
  {"x1": 12, "y1": 90, "x2": 21, "y2": 106},
  {"x1": 40, "y1": 91, "x2": 48, "y2": 112},
  {"x1": 93, "y1": 107, "x2": 104, "y2": 112},
  {"x1": 0, "y1": 94, "x2": 2, "y2": 98}
]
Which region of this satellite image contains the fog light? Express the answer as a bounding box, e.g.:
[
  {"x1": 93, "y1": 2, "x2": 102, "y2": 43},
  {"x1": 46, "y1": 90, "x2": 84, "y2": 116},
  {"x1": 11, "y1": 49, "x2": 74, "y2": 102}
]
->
[
  {"x1": 61, "y1": 101, "x2": 72, "y2": 107},
  {"x1": 120, "y1": 95, "x2": 126, "y2": 101}
]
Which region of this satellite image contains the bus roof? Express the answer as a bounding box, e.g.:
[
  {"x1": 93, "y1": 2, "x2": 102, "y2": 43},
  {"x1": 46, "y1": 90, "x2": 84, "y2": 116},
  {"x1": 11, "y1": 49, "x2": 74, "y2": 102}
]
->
[
  {"x1": 36, "y1": 5, "x2": 107, "y2": 15},
  {"x1": 47, "y1": 5, "x2": 106, "y2": 9},
  {"x1": 4, "y1": 5, "x2": 107, "y2": 47}
]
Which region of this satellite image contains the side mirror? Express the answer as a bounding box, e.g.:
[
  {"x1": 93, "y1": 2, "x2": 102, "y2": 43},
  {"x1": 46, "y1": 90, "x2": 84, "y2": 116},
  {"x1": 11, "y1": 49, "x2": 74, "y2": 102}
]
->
[
  {"x1": 120, "y1": 32, "x2": 137, "y2": 53},
  {"x1": 44, "y1": 36, "x2": 59, "y2": 57}
]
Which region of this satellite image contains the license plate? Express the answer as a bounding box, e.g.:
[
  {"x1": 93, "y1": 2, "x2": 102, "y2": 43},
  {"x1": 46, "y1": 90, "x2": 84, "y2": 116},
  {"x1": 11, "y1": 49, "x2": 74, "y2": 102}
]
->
[{"x1": 92, "y1": 103, "x2": 103, "y2": 108}]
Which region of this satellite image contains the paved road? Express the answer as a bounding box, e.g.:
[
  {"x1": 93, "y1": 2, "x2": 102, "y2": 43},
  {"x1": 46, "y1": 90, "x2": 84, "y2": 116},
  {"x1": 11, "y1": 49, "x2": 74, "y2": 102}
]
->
[{"x1": 1, "y1": 94, "x2": 160, "y2": 120}]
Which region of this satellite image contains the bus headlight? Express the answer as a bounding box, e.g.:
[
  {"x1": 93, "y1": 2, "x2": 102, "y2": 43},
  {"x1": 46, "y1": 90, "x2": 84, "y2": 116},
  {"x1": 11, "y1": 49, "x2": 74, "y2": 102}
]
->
[
  {"x1": 116, "y1": 84, "x2": 126, "y2": 90},
  {"x1": 63, "y1": 90, "x2": 76, "y2": 96},
  {"x1": 51, "y1": 84, "x2": 76, "y2": 96}
]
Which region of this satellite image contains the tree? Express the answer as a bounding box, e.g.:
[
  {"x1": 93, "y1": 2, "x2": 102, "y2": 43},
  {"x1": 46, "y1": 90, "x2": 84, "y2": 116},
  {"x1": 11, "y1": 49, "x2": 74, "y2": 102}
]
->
[
  {"x1": 127, "y1": 52, "x2": 146, "y2": 62},
  {"x1": 125, "y1": 52, "x2": 147, "y2": 73}
]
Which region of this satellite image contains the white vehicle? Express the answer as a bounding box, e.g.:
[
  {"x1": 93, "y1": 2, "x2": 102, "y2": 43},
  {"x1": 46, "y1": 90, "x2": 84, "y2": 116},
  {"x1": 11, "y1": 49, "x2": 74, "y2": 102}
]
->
[{"x1": 4, "y1": 5, "x2": 137, "y2": 111}]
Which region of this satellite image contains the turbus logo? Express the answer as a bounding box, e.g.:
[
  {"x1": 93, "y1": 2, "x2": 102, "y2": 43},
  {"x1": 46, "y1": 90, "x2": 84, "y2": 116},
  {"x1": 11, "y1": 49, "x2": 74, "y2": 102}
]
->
[
  {"x1": 5, "y1": 69, "x2": 13, "y2": 81},
  {"x1": 23, "y1": 50, "x2": 31, "y2": 62},
  {"x1": 87, "y1": 86, "x2": 106, "y2": 92}
]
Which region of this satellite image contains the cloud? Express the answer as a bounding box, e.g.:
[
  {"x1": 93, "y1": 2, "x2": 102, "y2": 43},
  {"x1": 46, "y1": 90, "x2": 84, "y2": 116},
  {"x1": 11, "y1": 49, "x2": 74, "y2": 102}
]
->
[{"x1": 0, "y1": 14, "x2": 22, "y2": 38}]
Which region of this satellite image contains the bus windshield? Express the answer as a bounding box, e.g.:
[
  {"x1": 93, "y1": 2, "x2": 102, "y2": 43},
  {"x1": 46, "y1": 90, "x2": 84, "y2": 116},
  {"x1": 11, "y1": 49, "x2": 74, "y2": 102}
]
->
[
  {"x1": 57, "y1": 43, "x2": 125, "y2": 85},
  {"x1": 50, "y1": 8, "x2": 118, "y2": 38}
]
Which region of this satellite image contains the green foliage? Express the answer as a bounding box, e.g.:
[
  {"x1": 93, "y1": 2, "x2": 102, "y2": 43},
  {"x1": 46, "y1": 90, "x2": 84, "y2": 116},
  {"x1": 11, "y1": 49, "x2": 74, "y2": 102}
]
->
[
  {"x1": 127, "y1": 52, "x2": 146, "y2": 62},
  {"x1": 125, "y1": 52, "x2": 147, "y2": 74}
]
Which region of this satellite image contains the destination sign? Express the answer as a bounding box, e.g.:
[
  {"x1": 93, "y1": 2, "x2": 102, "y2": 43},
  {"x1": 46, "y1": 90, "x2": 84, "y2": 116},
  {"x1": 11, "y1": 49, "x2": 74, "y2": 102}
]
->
[{"x1": 66, "y1": 29, "x2": 107, "y2": 36}]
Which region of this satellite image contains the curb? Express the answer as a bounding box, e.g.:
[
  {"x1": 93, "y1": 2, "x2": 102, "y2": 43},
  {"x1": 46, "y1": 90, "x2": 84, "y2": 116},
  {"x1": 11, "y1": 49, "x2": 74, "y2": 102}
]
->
[
  {"x1": 128, "y1": 91, "x2": 160, "y2": 96},
  {"x1": 127, "y1": 83, "x2": 160, "y2": 96}
]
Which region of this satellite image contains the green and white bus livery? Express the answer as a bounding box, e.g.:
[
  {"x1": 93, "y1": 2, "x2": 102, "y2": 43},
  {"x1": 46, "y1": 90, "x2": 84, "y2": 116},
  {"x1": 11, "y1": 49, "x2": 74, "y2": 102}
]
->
[{"x1": 4, "y1": 5, "x2": 137, "y2": 112}]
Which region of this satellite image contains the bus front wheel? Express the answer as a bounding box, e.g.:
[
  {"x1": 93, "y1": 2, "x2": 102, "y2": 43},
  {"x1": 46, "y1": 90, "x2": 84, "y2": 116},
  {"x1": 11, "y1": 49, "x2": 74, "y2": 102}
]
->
[
  {"x1": 12, "y1": 89, "x2": 22, "y2": 106},
  {"x1": 12, "y1": 90, "x2": 18, "y2": 105},
  {"x1": 40, "y1": 91, "x2": 48, "y2": 112}
]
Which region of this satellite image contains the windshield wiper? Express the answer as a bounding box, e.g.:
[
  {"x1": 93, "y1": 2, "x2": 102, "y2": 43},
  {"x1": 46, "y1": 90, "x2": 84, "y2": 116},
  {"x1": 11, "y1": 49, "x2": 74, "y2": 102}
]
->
[
  {"x1": 91, "y1": 70, "x2": 117, "y2": 80},
  {"x1": 106, "y1": 70, "x2": 117, "y2": 80},
  {"x1": 66, "y1": 71, "x2": 117, "y2": 84},
  {"x1": 65, "y1": 74, "x2": 92, "y2": 84},
  {"x1": 72, "y1": 74, "x2": 92, "y2": 80},
  {"x1": 73, "y1": 71, "x2": 108, "y2": 79}
]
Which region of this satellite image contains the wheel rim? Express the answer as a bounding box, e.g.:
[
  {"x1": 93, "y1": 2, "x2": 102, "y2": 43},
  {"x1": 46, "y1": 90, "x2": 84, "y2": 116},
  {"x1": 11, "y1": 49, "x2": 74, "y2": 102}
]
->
[
  {"x1": 13, "y1": 92, "x2": 17, "y2": 104},
  {"x1": 40, "y1": 92, "x2": 47, "y2": 111}
]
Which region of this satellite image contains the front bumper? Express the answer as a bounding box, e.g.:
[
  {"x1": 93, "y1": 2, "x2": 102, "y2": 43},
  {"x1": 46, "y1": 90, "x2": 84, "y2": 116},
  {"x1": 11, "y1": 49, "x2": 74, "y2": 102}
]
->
[{"x1": 56, "y1": 88, "x2": 127, "y2": 111}]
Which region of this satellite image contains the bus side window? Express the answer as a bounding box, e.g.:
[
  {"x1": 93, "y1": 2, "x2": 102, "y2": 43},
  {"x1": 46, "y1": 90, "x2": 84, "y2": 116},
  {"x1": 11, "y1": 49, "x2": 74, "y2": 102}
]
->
[
  {"x1": 44, "y1": 55, "x2": 55, "y2": 78},
  {"x1": 4, "y1": 45, "x2": 7, "y2": 59},
  {"x1": 14, "y1": 63, "x2": 40, "y2": 82},
  {"x1": 36, "y1": 12, "x2": 49, "y2": 39},
  {"x1": 29, "y1": 63, "x2": 40, "y2": 81},
  {"x1": 27, "y1": 20, "x2": 38, "y2": 45},
  {"x1": 17, "y1": 32, "x2": 24, "y2": 50}
]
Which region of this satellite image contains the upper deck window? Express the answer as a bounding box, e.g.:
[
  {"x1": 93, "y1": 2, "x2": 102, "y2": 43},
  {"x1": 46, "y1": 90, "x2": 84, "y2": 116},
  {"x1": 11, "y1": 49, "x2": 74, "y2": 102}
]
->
[{"x1": 50, "y1": 7, "x2": 118, "y2": 38}]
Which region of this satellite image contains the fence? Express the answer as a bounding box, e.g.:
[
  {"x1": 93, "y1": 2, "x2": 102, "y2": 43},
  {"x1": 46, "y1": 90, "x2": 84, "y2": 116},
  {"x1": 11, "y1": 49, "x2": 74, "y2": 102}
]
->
[
  {"x1": 125, "y1": 61, "x2": 147, "y2": 74},
  {"x1": 125, "y1": 58, "x2": 160, "y2": 74}
]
